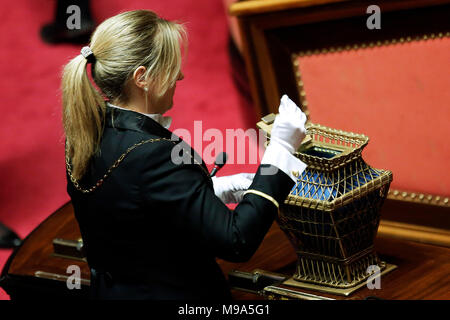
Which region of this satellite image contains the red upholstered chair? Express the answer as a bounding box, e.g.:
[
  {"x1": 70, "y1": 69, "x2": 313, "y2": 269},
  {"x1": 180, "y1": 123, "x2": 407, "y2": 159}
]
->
[{"x1": 226, "y1": 0, "x2": 450, "y2": 247}]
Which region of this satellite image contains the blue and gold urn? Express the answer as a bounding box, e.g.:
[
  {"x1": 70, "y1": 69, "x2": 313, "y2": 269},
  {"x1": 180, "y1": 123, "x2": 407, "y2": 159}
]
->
[{"x1": 258, "y1": 117, "x2": 393, "y2": 294}]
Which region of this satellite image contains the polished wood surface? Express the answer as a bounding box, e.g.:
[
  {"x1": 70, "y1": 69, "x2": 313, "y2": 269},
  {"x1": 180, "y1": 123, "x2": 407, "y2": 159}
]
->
[
  {"x1": 229, "y1": 0, "x2": 449, "y2": 17},
  {"x1": 6, "y1": 202, "x2": 91, "y2": 283},
  {"x1": 3, "y1": 201, "x2": 449, "y2": 299},
  {"x1": 229, "y1": 0, "x2": 350, "y2": 16},
  {"x1": 229, "y1": 236, "x2": 450, "y2": 300},
  {"x1": 378, "y1": 220, "x2": 450, "y2": 248}
]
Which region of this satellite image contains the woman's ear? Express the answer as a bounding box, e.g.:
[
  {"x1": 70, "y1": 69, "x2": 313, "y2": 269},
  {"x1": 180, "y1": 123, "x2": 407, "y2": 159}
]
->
[{"x1": 132, "y1": 66, "x2": 148, "y2": 90}]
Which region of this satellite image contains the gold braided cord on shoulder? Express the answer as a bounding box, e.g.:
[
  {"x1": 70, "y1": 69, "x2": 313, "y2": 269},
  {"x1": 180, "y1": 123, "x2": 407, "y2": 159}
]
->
[
  {"x1": 67, "y1": 137, "x2": 212, "y2": 194},
  {"x1": 66, "y1": 138, "x2": 176, "y2": 194},
  {"x1": 244, "y1": 189, "x2": 279, "y2": 209}
]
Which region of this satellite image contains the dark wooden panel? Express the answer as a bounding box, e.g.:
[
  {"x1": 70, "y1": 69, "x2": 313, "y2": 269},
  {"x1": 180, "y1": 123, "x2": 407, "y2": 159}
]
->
[{"x1": 6, "y1": 202, "x2": 91, "y2": 281}]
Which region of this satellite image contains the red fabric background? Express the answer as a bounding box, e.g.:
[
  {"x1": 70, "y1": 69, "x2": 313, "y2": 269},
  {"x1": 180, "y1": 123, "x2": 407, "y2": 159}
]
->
[
  {"x1": 1, "y1": 1, "x2": 448, "y2": 300},
  {"x1": 0, "y1": 0, "x2": 257, "y2": 300}
]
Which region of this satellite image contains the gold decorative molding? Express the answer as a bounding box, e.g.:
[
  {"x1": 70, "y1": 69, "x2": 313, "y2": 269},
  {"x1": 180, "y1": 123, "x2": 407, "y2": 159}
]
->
[
  {"x1": 282, "y1": 263, "x2": 397, "y2": 296},
  {"x1": 387, "y1": 189, "x2": 450, "y2": 207},
  {"x1": 264, "y1": 285, "x2": 335, "y2": 300},
  {"x1": 34, "y1": 271, "x2": 91, "y2": 286}
]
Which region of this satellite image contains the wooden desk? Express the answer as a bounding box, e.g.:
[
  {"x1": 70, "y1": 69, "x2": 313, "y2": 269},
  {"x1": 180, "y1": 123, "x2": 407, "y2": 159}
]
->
[
  {"x1": 1, "y1": 202, "x2": 449, "y2": 300},
  {"x1": 225, "y1": 229, "x2": 450, "y2": 300}
]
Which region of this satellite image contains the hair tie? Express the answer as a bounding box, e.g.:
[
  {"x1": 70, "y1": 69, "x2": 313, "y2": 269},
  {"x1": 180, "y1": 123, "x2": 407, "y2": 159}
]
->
[{"x1": 80, "y1": 46, "x2": 96, "y2": 64}]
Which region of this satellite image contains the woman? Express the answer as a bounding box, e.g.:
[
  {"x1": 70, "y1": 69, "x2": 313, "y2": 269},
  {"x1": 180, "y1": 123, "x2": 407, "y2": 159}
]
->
[{"x1": 62, "y1": 10, "x2": 307, "y2": 300}]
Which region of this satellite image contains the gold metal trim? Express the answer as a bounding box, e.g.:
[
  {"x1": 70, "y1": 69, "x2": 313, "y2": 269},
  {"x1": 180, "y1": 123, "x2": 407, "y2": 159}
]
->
[
  {"x1": 291, "y1": 32, "x2": 450, "y2": 208},
  {"x1": 282, "y1": 263, "x2": 397, "y2": 296},
  {"x1": 34, "y1": 271, "x2": 91, "y2": 286},
  {"x1": 387, "y1": 189, "x2": 450, "y2": 208},
  {"x1": 264, "y1": 286, "x2": 335, "y2": 300},
  {"x1": 50, "y1": 253, "x2": 87, "y2": 262},
  {"x1": 257, "y1": 120, "x2": 394, "y2": 211},
  {"x1": 283, "y1": 170, "x2": 391, "y2": 212}
]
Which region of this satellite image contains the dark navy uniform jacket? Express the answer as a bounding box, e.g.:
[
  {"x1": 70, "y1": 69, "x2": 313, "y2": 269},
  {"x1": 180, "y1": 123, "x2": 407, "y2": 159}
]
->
[{"x1": 67, "y1": 106, "x2": 294, "y2": 300}]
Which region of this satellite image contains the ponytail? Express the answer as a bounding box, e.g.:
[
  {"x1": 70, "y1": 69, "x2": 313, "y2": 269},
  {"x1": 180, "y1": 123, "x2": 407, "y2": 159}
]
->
[
  {"x1": 62, "y1": 10, "x2": 186, "y2": 181},
  {"x1": 62, "y1": 54, "x2": 105, "y2": 180}
]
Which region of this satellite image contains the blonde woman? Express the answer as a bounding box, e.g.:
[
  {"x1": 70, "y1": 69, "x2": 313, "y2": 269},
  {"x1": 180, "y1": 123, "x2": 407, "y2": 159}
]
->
[{"x1": 62, "y1": 10, "x2": 307, "y2": 300}]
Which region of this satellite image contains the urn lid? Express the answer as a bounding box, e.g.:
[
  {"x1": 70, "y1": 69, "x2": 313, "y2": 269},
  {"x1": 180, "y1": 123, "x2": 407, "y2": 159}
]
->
[
  {"x1": 257, "y1": 116, "x2": 392, "y2": 210},
  {"x1": 289, "y1": 124, "x2": 392, "y2": 209},
  {"x1": 296, "y1": 123, "x2": 369, "y2": 172},
  {"x1": 257, "y1": 115, "x2": 370, "y2": 172}
]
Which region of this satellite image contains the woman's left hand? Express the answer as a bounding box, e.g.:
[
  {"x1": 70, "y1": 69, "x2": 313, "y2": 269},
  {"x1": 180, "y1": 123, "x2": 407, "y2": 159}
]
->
[{"x1": 212, "y1": 173, "x2": 255, "y2": 204}]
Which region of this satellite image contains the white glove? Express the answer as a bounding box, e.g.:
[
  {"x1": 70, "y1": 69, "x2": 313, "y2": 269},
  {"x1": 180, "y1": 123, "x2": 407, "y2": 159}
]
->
[
  {"x1": 212, "y1": 173, "x2": 255, "y2": 204},
  {"x1": 270, "y1": 95, "x2": 307, "y2": 154}
]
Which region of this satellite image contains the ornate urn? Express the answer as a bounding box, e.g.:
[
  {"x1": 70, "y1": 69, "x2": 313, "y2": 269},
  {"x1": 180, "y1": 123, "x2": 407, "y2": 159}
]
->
[{"x1": 258, "y1": 116, "x2": 394, "y2": 295}]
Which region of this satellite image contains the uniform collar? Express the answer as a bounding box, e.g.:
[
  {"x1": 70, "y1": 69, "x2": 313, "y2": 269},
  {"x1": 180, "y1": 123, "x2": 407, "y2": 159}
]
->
[
  {"x1": 104, "y1": 103, "x2": 212, "y2": 179},
  {"x1": 107, "y1": 103, "x2": 172, "y2": 129},
  {"x1": 105, "y1": 103, "x2": 172, "y2": 139}
]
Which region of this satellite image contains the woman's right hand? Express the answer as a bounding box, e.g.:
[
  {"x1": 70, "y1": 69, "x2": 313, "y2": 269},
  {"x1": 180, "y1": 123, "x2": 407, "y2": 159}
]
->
[{"x1": 270, "y1": 95, "x2": 307, "y2": 154}]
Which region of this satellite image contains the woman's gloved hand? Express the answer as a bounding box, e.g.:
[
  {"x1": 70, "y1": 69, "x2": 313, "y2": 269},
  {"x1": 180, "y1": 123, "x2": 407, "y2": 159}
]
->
[
  {"x1": 270, "y1": 95, "x2": 307, "y2": 154},
  {"x1": 212, "y1": 173, "x2": 255, "y2": 204}
]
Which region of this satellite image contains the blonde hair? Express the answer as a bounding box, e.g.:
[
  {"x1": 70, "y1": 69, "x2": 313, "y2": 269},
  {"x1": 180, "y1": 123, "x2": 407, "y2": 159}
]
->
[{"x1": 62, "y1": 10, "x2": 186, "y2": 180}]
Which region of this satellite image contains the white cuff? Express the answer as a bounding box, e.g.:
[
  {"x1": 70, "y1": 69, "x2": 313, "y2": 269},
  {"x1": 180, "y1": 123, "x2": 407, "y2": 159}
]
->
[{"x1": 261, "y1": 143, "x2": 307, "y2": 182}]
